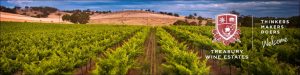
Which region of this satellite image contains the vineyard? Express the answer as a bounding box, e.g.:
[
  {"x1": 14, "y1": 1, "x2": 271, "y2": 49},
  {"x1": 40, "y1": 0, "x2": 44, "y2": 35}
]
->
[{"x1": 0, "y1": 22, "x2": 299, "y2": 75}]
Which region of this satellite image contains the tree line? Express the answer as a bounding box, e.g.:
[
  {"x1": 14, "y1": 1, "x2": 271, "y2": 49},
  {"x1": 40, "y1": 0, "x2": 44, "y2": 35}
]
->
[
  {"x1": 173, "y1": 13, "x2": 211, "y2": 26},
  {"x1": 144, "y1": 9, "x2": 180, "y2": 17},
  {"x1": 63, "y1": 9, "x2": 112, "y2": 15},
  {"x1": 0, "y1": 5, "x2": 58, "y2": 18}
]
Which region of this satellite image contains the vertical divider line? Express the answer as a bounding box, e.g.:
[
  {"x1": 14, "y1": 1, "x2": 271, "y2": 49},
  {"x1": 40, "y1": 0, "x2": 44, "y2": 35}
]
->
[{"x1": 251, "y1": 16, "x2": 253, "y2": 52}]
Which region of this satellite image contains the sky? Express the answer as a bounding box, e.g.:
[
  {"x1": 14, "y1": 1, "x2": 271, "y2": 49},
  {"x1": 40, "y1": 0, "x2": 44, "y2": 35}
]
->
[{"x1": 0, "y1": 0, "x2": 299, "y2": 18}]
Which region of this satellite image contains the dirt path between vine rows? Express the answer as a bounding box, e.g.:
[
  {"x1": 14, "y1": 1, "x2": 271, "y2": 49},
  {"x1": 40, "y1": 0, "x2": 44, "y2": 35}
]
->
[
  {"x1": 147, "y1": 28, "x2": 157, "y2": 75},
  {"x1": 127, "y1": 28, "x2": 157, "y2": 75}
]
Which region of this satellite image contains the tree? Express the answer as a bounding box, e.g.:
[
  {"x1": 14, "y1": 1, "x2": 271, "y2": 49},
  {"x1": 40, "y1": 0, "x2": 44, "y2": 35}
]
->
[
  {"x1": 29, "y1": 6, "x2": 58, "y2": 18},
  {"x1": 185, "y1": 14, "x2": 195, "y2": 19},
  {"x1": 173, "y1": 20, "x2": 189, "y2": 25},
  {"x1": 229, "y1": 10, "x2": 240, "y2": 16},
  {"x1": 25, "y1": 6, "x2": 29, "y2": 10},
  {"x1": 77, "y1": 12, "x2": 90, "y2": 24},
  {"x1": 206, "y1": 20, "x2": 213, "y2": 26},
  {"x1": 189, "y1": 21, "x2": 197, "y2": 25},
  {"x1": 199, "y1": 20, "x2": 202, "y2": 25},
  {"x1": 174, "y1": 13, "x2": 179, "y2": 17},
  {"x1": 193, "y1": 13, "x2": 197, "y2": 16},
  {"x1": 62, "y1": 12, "x2": 90, "y2": 24},
  {"x1": 288, "y1": 16, "x2": 300, "y2": 28},
  {"x1": 167, "y1": 12, "x2": 173, "y2": 16},
  {"x1": 197, "y1": 16, "x2": 204, "y2": 20},
  {"x1": 185, "y1": 14, "x2": 198, "y2": 19},
  {"x1": 0, "y1": 5, "x2": 16, "y2": 13},
  {"x1": 62, "y1": 14, "x2": 71, "y2": 21},
  {"x1": 240, "y1": 15, "x2": 252, "y2": 27},
  {"x1": 13, "y1": 6, "x2": 21, "y2": 10},
  {"x1": 86, "y1": 9, "x2": 90, "y2": 12}
]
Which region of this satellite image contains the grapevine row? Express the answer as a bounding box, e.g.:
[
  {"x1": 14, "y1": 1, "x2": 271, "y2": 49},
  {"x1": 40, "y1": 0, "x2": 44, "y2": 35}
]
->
[
  {"x1": 91, "y1": 27, "x2": 150, "y2": 75},
  {"x1": 0, "y1": 22, "x2": 141, "y2": 74},
  {"x1": 156, "y1": 27, "x2": 209, "y2": 75}
]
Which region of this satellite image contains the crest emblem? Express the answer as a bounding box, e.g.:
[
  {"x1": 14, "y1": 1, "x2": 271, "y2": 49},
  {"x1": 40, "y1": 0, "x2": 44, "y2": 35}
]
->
[{"x1": 213, "y1": 14, "x2": 240, "y2": 45}]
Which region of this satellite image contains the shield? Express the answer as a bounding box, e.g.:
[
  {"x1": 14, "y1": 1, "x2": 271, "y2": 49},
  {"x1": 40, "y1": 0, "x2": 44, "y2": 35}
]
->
[{"x1": 216, "y1": 14, "x2": 237, "y2": 40}]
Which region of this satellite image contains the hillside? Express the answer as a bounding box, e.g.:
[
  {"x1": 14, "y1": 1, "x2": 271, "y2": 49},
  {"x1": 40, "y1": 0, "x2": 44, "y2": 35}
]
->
[
  {"x1": 1, "y1": 10, "x2": 207, "y2": 26},
  {"x1": 0, "y1": 11, "x2": 71, "y2": 23},
  {"x1": 90, "y1": 10, "x2": 185, "y2": 26}
]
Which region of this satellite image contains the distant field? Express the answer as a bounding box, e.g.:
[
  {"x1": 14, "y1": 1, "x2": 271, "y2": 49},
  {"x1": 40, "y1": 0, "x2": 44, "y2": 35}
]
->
[
  {"x1": 0, "y1": 10, "x2": 187, "y2": 26},
  {"x1": 0, "y1": 22, "x2": 299, "y2": 75}
]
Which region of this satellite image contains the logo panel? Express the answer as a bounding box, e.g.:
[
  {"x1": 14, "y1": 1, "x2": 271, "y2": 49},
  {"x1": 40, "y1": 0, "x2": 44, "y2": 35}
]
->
[{"x1": 213, "y1": 14, "x2": 240, "y2": 45}]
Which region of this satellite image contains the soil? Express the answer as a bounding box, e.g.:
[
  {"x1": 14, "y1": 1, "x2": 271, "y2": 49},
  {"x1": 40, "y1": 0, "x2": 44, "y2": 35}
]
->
[
  {"x1": 146, "y1": 28, "x2": 157, "y2": 75},
  {"x1": 127, "y1": 28, "x2": 158, "y2": 75}
]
